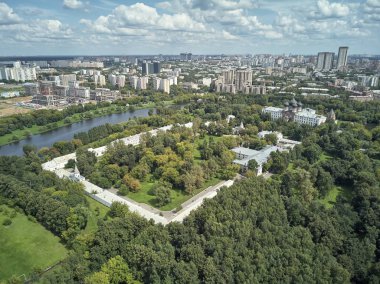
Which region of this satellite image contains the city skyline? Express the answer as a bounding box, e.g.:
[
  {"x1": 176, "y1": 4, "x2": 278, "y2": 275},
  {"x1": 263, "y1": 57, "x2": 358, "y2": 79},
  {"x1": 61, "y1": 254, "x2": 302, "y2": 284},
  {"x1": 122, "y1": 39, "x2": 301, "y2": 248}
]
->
[{"x1": 0, "y1": 0, "x2": 379, "y2": 56}]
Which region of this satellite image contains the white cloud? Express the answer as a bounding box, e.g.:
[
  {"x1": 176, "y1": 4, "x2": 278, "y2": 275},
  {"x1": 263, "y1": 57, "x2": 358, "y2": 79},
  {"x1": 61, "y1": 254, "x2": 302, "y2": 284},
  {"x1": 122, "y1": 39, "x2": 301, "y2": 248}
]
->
[
  {"x1": 222, "y1": 30, "x2": 238, "y2": 40},
  {"x1": 366, "y1": 0, "x2": 380, "y2": 8},
  {"x1": 63, "y1": 0, "x2": 84, "y2": 9},
  {"x1": 0, "y1": 2, "x2": 21, "y2": 25},
  {"x1": 81, "y1": 2, "x2": 206, "y2": 34},
  {"x1": 0, "y1": 19, "x2": 72, "y2": 42},
  {"x1": 316, "y1": 0, "x2": 349, "y2": 17},
  {"x1": 276, "y1": 15, "x2": 305, "y2": 36},
  {"x1": 260, "y1": 30, "x2": 283, "y2": 39}
]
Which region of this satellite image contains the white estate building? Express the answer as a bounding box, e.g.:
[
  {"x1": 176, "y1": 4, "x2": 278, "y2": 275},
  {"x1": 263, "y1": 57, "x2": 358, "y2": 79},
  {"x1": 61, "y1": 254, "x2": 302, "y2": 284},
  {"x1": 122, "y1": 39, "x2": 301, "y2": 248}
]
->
[
  {"x1": 262, "y1": 98, "x2": 327, "y2": 126},
  {"x1": 232, "y1": 145, "x2": 281, "y2": 175}
]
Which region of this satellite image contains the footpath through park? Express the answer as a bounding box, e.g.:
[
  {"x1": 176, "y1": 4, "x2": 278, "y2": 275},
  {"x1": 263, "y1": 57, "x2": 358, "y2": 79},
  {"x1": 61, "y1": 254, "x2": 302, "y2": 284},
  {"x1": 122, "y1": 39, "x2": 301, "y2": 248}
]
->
[{"x1": 42, "y1": 123, "x2": 234, "y2": 225}]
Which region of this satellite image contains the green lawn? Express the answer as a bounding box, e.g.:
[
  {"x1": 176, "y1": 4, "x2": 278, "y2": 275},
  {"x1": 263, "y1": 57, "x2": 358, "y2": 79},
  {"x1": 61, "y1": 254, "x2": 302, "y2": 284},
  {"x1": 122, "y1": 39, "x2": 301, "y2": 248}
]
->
[
  {"x1": 126, "y1": 177, "x2": 221, "y2": 211},
  {"x1": 0, "y1": 205, "x2": 67, "y2": 281},
  {"x1": 320, "y1": 185, "x2": 353, "y2": 208},
  {"x1": 319, "y1": 153, "x2": 332, "y2": 162},
  {"x1": 83, "y1": 196, "x2": 109, "y2": 233}
]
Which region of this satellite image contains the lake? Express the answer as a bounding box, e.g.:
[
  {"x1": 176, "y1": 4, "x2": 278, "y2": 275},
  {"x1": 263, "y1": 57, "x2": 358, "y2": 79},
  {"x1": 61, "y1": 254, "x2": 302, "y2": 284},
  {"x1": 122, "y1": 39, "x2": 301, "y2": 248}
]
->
[{"x1": 0, "y1": 108, "x2": 152, "y2": 156}]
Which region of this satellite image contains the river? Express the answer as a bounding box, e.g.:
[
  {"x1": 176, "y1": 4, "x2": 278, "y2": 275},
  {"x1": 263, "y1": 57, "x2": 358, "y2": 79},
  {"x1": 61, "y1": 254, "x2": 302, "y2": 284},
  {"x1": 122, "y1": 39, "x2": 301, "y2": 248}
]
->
[{"x1": 0, "y1": 108, "x2": 152, "y2": 156}]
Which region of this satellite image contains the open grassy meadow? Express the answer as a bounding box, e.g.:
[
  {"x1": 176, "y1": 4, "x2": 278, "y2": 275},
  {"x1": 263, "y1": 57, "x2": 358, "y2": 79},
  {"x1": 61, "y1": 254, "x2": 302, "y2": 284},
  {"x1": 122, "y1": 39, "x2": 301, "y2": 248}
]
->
[
  {"x1": 320, "y1": 185, "x2": 353, "y2": 208},
  {"x1": 0, "y1": 205, "x2": 67, "y2": 281}
]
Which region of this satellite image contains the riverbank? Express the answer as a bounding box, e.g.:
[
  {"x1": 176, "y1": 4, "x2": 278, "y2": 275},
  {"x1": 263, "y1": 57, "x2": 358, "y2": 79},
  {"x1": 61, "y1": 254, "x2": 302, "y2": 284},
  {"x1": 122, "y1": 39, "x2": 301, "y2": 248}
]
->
[{"x1": 0, "y1": 100, "x2": 174, "y2": 147}]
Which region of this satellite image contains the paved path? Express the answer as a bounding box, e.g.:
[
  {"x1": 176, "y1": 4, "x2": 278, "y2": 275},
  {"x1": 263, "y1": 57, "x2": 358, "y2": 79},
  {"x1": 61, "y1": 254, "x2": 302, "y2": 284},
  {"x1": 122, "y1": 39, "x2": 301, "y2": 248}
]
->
[
  {"x1": 54, "y1": 168, "x2": 234, "y2": 225},
  {"x1": 42, "y1": 122, "x2": 237, "y2": 225}
]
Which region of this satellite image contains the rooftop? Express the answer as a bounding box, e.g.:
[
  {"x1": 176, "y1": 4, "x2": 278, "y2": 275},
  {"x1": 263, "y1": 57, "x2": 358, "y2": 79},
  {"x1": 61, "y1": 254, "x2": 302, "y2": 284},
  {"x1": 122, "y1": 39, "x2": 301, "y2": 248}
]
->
[
  {"x1": 232, "y1": 145, "x2": 280, "y2": 166},
  {"x1": 231, "y1": 147, "x2": 259, "y2": 157},
  {"x1": 263, "y1": 106, "x2": 283, "y2": 112}
]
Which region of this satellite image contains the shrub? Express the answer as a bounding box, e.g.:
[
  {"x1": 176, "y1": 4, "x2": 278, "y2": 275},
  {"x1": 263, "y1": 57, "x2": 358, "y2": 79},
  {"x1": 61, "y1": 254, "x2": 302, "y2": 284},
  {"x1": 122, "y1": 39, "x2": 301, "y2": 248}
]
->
[{"x1": 3, "y1": 218, "x2": 12, "y2": 226}]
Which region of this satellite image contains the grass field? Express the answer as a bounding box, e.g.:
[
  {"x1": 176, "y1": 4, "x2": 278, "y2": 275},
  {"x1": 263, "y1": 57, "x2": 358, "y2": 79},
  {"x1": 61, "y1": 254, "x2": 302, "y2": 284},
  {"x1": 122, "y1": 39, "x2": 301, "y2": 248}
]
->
[
  {"x1": 0, "y1": 205, "x2": 67, "y2": 281},
  {"x1": 320, "y1": 185, "x2": 353, "y2": 208},
  {"x1": 0, "y1": 96, "x2": 32, "y2": 118},
  {"x1": 83, "y1": 196, "x2": 109, "y2": 233}
]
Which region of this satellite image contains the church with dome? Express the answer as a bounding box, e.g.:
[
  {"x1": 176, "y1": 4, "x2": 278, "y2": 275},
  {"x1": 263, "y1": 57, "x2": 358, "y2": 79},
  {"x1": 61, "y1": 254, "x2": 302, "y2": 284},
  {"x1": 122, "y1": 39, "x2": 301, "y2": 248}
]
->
[{"x1": 262, "y1": 98, "x2": 331, "y2": 126}]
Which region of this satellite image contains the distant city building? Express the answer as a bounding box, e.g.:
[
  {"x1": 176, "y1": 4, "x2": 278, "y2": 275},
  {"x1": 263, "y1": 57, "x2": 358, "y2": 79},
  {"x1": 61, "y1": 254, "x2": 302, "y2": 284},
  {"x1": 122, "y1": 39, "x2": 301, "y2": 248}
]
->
[
  {"x1": 129, "y1": 76, "x2": 138, "y2": 89},
  {"x1": 235, "y1": 68, "x2": 253, "y2": 90},
  {"x1": 138, "y1": 76, "x2": 149, "y2": 90},
  {"x1": 337, "y1": 47, "x2": 349, "y2": 71},
  {"x1": 180, "y1": 53, "x2": 192, "y2": 61},
  {"x1": 153, "y1": 61, "x2": 161, "y2": 74},
  {"x1": 59, "y1": 74, "x2": 76, "y2": 86},
  {"x1": 167, "y1": 68, "x2": 181, "y2": 77},
  {"x1": 216, "y1": 68, "x2": 253, "y2": 93},
  {"x1": 359, "y1": 75, "x2": 379, "y2": 87},
  {"x1": 316, "y1": 52, "x2": 334, "y2": 71},
  {"x1": 94, "y1": 74, "x2": 106, "y2": 87},
  {"x1": 24, "y1": 83, "x2": 39, "y2": 96},
  {"x1": 142, "y1": 61, "x2": 161, "y2": 75},
  {"x1": 0, "y1": 62, "x2": 37, "y2": 82},
  {"x1": 291, "y1": 67, "x2": 307, "y2": 74},
  {"x1": 168, "y1": 76, "x2": 178, "y2": 86},
  {"x1": 153, "y1": 78, "x2": 170, "y2": 94},
  {"x1": 50, "y1": 60, "x2": 104, "y2": 68},
  {"x1": 116, "y1": 75, "x2": 126, "y2": 87},
  {"x1": 200, "y1": 77, "x2": 212, "y2": 87},
  {"x1": 262, "y1": 98, "x2": 327, "y2": 126},
  {"x1": 222, "y1": 69, "x2": 235, "y2": 84},
  {"x1": 90, "y1": 88, "x2": 121, "y2": 102}
]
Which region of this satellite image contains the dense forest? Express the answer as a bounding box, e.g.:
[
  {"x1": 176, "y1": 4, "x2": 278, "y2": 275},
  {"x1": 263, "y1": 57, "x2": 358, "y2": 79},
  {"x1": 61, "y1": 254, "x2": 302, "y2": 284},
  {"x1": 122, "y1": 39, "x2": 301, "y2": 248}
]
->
[{"x1": 0, "y1": 92, "x2": 379, "y2": 283}]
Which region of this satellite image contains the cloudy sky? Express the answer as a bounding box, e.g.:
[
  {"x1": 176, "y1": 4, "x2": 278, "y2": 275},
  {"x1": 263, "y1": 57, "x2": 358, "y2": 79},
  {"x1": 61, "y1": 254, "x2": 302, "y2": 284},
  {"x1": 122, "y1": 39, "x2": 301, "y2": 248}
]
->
[{"x1": 0, "y1": 0, "x2": 379, "y2": 55}]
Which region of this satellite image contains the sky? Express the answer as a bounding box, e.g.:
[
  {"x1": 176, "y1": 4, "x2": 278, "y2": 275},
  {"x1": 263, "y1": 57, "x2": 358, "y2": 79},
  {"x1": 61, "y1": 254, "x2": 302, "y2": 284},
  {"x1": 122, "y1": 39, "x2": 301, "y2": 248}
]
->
[{"x1": 0, "y1": 0, "x2": 379, "y2": 56}]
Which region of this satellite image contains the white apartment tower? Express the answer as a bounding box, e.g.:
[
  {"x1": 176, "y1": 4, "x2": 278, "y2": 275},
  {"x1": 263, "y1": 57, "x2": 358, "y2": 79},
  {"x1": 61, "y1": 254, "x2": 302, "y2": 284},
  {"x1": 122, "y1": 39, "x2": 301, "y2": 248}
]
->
[
  {"x1": 316, "y1": 52, "x2": 334, "y2": 71},
  {"x1": 337, "y1": 47, "x2": 348, "y2": 71},
  {"x1": 94, "y1": 75, "x2": 106, "y2": 87}
]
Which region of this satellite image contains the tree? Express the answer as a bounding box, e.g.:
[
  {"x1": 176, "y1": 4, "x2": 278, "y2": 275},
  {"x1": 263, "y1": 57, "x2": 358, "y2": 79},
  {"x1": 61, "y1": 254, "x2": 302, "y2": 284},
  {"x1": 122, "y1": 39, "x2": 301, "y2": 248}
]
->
[
  {"x1": 315, "y1": 168, "x2": 334, "y2": 196},
  {"x1": 65, "y1": 159, "x2": 76, "y2": 169},
  {"x1": 247, "y1": 159, "x2": 258, "y2": 172},
  {"x1": 302, "y1": 144, "x2": 322, "y2": 164},
  {"x1": 123, "y1": 174, "x2": 141, "y2": 192},
  {"x1": 85, "y1": 271, "x2": 109, "y2": 284},
  {"x1": 155, "y1": 186, "x2": 171, "y2": 207},
  {"x1": 23, "y1": 144, "x2": 37, "y2": 156},
  {"x1": 100, "y1": 256, "x2": 139, "y2": 284}
]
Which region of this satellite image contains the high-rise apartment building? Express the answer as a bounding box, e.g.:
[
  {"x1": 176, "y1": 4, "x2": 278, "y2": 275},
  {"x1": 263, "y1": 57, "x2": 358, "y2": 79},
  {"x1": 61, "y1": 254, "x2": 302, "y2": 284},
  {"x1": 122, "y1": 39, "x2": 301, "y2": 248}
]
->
[
  {"x1": 153, "y1": 62, "x2": 161, "y2": 74},
  {"x1": 94, "y1": 75, "x2": 106, "y2": 86},
  {"x1": 59, "y1": 74, "x2": 77, "y2": 86},
  {"x1": 116, "y1": 75, "x2": 126, "y2": 87},
  {"x1": 138, "y1": 76, "x2": 149, "y2": 90},
  {"x1": 235, "y1": 69, "x2": 253, "y2": 91},
  {"x1": 153, "y1": 78, "x2": 170, "y2": 94},
  {"x1": 180, "y1": 53, "x2": 192, "y2": 61},
  {"x1": 129, "y1": 76, "x2": 138, "y2": 89},
  {"x1": 142, "y1": 61, "x2": 161, "y2": 75},
  {"x1": 222, "y1": 69, "x2": 235, "y2": 85},
  {"x1": 337, "y1": 46, "x2": 348, "y2": 71},
  {"x1": 316, "y1": 52, "x2": 334, "y2": 71},
  {"x1": 0, "y1": 62, "x2": 37, "y2": 82}
]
